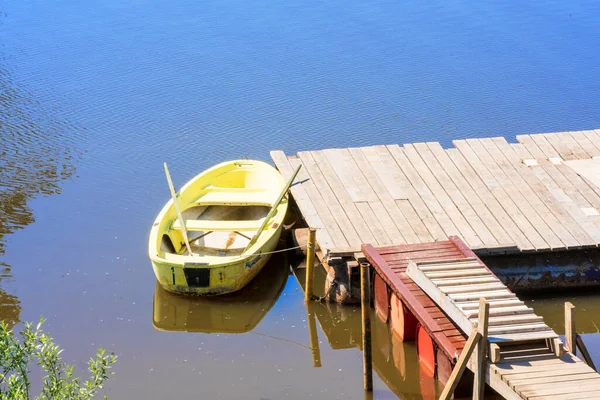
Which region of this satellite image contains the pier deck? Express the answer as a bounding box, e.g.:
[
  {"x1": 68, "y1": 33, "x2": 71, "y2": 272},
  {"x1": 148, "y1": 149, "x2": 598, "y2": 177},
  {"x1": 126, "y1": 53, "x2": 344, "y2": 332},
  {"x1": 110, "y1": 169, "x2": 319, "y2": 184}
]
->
[
  {"x1": 363, "y1": 238, "x2": 600, "y2": 400},
  {"x1": 272, "y1": 129, "x2": 600, "y2": 255}
]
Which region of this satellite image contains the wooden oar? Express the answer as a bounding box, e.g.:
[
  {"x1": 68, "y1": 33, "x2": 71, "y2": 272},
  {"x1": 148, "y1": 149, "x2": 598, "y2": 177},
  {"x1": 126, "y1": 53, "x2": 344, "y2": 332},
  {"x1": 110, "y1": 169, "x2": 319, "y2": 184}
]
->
[
  {"x1": 243, "y1": 164, "x2": 302, "y2": 254},
  {"x1": 164, "y1": 162, "x2": 194, "y2": 256}
]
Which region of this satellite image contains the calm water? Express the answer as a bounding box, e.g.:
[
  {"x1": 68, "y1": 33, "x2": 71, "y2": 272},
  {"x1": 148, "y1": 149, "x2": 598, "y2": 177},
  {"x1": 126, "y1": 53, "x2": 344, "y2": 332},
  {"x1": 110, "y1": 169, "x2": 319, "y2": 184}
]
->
[{"x1": 2, "y1": 0, "x2": 600, "y2": 398}]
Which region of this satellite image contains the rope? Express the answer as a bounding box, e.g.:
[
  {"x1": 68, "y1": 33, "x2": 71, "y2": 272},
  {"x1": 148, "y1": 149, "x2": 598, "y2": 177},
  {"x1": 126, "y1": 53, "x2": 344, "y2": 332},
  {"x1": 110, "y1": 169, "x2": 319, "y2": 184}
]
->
[
  {"x1": 316, "y1": 278, "x2": 337, "y2": 302},
  {"x1": 248, "y1": 331, "x2": 312, "y2": 349},
  {"x1": 223, "y1": 243, "x2": 307, "y2": 261},
  {"x1": 255, "y1": 244, "x2": 306, "y2": 256}
]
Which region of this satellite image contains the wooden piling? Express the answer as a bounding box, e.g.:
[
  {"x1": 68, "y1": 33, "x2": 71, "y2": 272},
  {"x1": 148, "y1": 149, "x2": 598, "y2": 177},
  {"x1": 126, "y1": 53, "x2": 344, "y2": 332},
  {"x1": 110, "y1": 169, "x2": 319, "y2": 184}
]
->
[
  {"x1": 565, "y1": 302, "x2": 576, "y2": 354},
  {"x1": 360, "y1": 262, "x2": 373, "y2": 392},
  {"x1": 304, "y1": 228, "x2": 316, "y2": 302},
  {"x1": 473, "y1": 298, "x2": 489, "y2": 400}
]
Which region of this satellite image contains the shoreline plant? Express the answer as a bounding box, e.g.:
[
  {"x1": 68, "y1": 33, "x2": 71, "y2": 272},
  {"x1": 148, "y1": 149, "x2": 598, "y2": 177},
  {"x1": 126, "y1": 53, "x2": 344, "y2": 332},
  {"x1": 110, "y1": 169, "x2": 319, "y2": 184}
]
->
[{"x1": 0, "y1": 318, "x2": 117, "y2": 399}]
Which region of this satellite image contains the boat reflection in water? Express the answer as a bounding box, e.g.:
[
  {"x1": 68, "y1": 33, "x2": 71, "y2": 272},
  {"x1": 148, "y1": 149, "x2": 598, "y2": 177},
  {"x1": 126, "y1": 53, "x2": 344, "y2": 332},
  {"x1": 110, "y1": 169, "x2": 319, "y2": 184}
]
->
[{"x1": 153, "y1": 253, "x2": 290, "y2": 333}]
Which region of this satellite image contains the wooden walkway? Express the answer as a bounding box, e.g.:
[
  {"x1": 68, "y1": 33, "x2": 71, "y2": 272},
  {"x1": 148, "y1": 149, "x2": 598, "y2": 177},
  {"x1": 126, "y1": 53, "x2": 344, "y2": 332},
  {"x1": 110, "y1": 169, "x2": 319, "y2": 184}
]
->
[
  {"x1": 272, "y1": 129, "x2": 600, "y2": 255},
  {"x1": 363, "y1": 238, "x2": 600, "y2": 400}
]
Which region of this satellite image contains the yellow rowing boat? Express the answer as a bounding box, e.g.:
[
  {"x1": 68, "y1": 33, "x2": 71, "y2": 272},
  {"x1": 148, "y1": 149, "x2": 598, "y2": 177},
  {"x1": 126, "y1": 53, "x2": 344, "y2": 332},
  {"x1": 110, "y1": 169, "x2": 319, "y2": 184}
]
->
[{"x1": 148, "y1": 159, "x2": 295, "y2": 295}]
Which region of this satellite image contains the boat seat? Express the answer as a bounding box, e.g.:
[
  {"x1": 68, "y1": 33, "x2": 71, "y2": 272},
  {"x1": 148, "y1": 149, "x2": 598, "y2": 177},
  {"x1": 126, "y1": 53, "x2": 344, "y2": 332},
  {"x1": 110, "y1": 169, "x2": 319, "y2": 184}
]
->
[
  {"x1": 194, "y1": 190, "x2": 276, "y2": 206},
  {"x1": 171, "y1": 218, "x2": 265, "y2": 232}
]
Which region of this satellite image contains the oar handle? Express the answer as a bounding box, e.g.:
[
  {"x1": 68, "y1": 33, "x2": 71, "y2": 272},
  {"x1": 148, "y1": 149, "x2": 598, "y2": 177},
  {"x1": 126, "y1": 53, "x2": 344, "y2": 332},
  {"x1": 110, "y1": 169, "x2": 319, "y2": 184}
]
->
[{"x1": 164, "y1": 162, "x2": 194, "y2": 256}]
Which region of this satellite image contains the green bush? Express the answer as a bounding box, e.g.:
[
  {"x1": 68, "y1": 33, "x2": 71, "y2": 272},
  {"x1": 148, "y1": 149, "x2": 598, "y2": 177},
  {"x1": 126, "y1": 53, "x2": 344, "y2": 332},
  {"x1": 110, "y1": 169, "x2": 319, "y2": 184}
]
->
[{"x1": 0, "y1": 318, "x2": 117, "y2": 399}]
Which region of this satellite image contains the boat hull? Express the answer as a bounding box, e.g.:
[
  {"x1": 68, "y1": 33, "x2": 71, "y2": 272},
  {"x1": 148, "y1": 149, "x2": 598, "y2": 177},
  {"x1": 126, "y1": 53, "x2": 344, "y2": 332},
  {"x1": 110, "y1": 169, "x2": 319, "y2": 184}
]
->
[{"x1": 152, "y1": 223, "x2": 283, "y2": 295}]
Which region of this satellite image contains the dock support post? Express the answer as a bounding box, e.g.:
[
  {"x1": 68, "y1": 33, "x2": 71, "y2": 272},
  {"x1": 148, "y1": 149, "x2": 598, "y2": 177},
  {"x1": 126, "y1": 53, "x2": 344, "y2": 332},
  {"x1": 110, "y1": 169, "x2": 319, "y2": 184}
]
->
[
  {"x1": 304, "y1": 228, "x2": 316, "y2": 302},
  {"x1": 473, "y1": 298, "x2": 489, "y2": 400},
  {"x1": 360, "y1": 262, "x2": 373, "y2": 392},
  {"x1": 565, "y1": 302, "x2": 576, "y2": 355}
]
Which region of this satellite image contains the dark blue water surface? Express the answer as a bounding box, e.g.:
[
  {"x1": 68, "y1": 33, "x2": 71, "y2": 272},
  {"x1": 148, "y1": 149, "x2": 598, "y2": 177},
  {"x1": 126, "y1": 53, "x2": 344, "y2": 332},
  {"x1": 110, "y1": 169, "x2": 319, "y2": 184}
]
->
[{"x1": 2, "y1": 0, "x2": 600, "y2": 398}]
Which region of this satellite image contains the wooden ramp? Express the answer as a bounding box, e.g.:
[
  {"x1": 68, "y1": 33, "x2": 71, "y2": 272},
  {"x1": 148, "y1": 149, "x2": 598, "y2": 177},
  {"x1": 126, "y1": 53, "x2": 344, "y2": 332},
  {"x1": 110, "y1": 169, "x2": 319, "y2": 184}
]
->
[
  {"x1": 272, "y1": 129, "x2": 600, "y2": 256},
  {"x1": 406, "y1": 259, "x2": 557, "y2": 344},
  {"x1": 405, "y1": 252, "x2": 600, "y2": 399},
  {"x1": 362, "y1": 237, "x2": 472, "y2": 362}
]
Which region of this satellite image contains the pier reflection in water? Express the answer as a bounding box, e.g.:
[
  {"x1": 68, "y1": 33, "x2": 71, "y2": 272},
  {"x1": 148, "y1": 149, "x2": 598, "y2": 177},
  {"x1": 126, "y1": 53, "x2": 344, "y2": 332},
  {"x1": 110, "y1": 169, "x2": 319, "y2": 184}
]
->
[{"x1": 304, "y1": 300, "x2": 438, "y2": 399}]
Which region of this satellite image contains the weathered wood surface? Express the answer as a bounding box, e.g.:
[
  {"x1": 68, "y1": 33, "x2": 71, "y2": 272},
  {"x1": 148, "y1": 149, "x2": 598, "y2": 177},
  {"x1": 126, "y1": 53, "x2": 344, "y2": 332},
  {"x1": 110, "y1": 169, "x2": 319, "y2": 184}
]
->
[
  {"x1": 271, "y1": 129, "x2": 600, "y2": 255},
  {"x1": 404, "y1": 249, "x2": 600, "y2": 400}
]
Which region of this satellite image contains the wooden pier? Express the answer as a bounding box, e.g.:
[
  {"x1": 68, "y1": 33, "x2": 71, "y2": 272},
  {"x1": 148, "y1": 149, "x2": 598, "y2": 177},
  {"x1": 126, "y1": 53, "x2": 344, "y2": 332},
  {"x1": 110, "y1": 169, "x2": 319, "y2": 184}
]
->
[
  {"x1": 362, "y1": 238, "x2": 600, "y2": 399},
  {"x1": 272, "y1": 129, "x2": 600, "y2": 255}
]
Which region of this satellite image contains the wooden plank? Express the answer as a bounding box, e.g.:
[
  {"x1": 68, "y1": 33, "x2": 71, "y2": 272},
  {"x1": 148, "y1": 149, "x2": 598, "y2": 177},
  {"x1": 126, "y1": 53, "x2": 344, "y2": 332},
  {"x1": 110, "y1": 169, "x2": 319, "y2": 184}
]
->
[
  {"x1": 310, "y1": 150, "x2": 379, "y2": 245},
  {"x1": 584, "y1": 130, "x2": 600, "y2": 154},
  {"x1": 459, "y1": 299, "x2": 524, "y2": 310},
  {"x1": 525, "y1": 134, "x2": 600, "y2": 211},
  {"x1": 518, "y1": 376, "x2": 600, "y2": 391},
  {"x1": 387, "y1": 144, "x2": 463, "y2": 240},
  {"x1": 349, "y1": 147, "x2": 419, "y2": 243},
  {"x1": 434, "y1": 276, "x2": 499, "y2": 286},
  {"x1": 448, "y1": 290, "x2": 516, "y2": 302},
  {"x1": 375, "y1": 241, "x2": 455, "y2": 254},
  {"x1": 544, "y1": 132, "x2": 578, "y2": 160},
  {"x1": 324, "y1": 148, "x2": 401, "y2": 245},
  {"x1": 519, "y1": 380, "x2": 600, "y2": 397},
  {"x1": 354, "y1": 202, "x2": 392, "y2": 245},
  {"x1": 360, "y1": 146, "x2": 438, "y2": 241},
  {"x1": 425, "y1": 268, "x2": 490, "y2": 279},
  {"x1": 529, "y1": 391, "x2": 600, "y2": 400},
  {"x1": 322, "y1": 148, "x2": 363, "y2": 202},
  {"x1": 456, "y1": 139, "x2": 558, "y2": 250},
  {"x1": 467, "y1": 306, "x2": 533, "y2": 318},
  {"x1": 479, "y1": 138, "x2": 580, "y2": 249},
  {"x1": 413, "y1": 142, "x2": 499, "y2": 246},
  {"x1": 552, "y1": 132, "x2": 592, "y2": 159},
  {"x1": 370, "y1": 145, "x2": 449, "y2": 241},
  {"x1": 445, "y1": 147, "x2": 533, "y2": 250},
  {"x1": 414, "y1": 257, "x2": 478, "y2": 266},
  {"x1": 490, "y1": 330, "x2": 558, "y2": 342},
  {"x1": 510, "y1": 141, "x2": 600, "y2": 243},
  {"x1": 399, "y1": 144, "x2": 484, "y2": 247},
  {"x1": 482, "y1": 314, "x2": 543, "y2": 326},
  {"x1": 323, "y1": 148, "x2": 379, "y2": 202},
  {"x1": 492, "y1": 138, "x2": 598, "y2": 246},
  {"x1": 441, "y1": 282, "x2": 507, "y2": 294},
  {"x1": 270, "y1": 151, "x2": 317, "y2": 217},
  {"x1": 296, "y1": 151, "x2": 360, "y2": 248},
  {"x1": 508, "y1": 372, "x2": 600, "y2": 388},
  {"x1": 504, "y1": 367, "x2": 595, "y2": 381},
  {"x1": 428, "y1": 142, "x2": 515, "y2": 246},
  {"x1": 570, "y1": 131, "x2": 600, "y2": 158},
  {"x1": 488, "y1": 322, "x2": 552, "y2": 335},
  {"x1": 271, "y1": 151, "x2": 338, "y2": 251},
  {"x1": 420, "y1": 262, "x2": 483, "y2": 272},
  {"x1": 287, "y1": 157, "x2": 340, "y2": 250}
]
